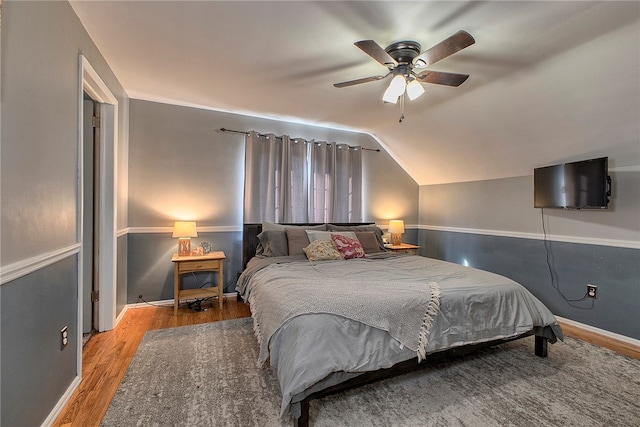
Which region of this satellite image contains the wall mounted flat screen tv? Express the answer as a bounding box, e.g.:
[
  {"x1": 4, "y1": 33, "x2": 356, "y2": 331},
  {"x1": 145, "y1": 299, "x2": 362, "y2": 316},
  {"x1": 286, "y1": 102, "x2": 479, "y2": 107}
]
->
[{"x1": 534, "y1": 157, "x2": 610, "y2": 209}]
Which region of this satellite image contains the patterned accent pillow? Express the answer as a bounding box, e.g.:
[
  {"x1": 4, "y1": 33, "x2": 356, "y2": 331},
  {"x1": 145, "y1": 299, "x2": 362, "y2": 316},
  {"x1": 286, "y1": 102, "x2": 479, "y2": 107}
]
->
[
  {"x1": 331, "y1": 234, "x2": 366, "y2": 260},
  {"x1": 303, "y1": 239, "x2": 343, "y2": 261}
]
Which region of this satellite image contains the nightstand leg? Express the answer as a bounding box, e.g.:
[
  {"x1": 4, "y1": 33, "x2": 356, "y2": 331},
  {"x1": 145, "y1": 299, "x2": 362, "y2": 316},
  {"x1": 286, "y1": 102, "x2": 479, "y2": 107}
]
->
[
  {"x1": 174, "y1": 264, "x2": 179, "y2": 315},
  {"x1": 218, "y1": 264, "x2": 224, "y2": 310}
]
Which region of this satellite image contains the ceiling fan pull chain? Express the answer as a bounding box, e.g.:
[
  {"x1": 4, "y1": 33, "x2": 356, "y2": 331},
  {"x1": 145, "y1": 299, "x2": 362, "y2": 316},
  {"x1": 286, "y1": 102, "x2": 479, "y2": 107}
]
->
[{"x1": 399, "y1": 93, "x2": 405, "y2": 123}]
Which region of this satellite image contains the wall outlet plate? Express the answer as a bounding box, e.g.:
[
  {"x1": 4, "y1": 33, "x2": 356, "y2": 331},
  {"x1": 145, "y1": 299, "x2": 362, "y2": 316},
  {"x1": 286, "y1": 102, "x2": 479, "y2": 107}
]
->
[
  {"x1": 587, "y1": 284, "x2": 597, "y2": 299},
  {"x1": 61, "y1": 326, "x2": 68, "y2": 349}
]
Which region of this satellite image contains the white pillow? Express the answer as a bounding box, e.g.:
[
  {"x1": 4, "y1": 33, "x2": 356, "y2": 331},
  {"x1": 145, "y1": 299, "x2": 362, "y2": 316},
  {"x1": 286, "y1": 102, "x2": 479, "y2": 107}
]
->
[{"x1": 305, "y1": 230, "x2": 356, "y2": 243}]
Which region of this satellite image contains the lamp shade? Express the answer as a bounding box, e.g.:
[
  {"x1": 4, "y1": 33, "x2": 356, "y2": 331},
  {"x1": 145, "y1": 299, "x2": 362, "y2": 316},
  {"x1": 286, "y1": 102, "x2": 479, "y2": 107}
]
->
[
  {"x1": 172, "y1": 221, "x2": 198, "y2": 238},
  {"x1": 406, "y1": 80, "x2": 425, "y2": 101},
  {"x1": 382, "y1": 75, "x2": 407, "y2": 104},
  {"x1": 388, "y1": 220, "x2": 405, "y2": 234}
]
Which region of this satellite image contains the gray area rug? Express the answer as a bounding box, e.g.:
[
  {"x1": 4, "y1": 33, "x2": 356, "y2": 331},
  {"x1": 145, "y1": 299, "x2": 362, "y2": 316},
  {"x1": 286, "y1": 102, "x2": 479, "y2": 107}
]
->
[{"x1": 101, "y1": 317, "x2": 640, "y2": 426}]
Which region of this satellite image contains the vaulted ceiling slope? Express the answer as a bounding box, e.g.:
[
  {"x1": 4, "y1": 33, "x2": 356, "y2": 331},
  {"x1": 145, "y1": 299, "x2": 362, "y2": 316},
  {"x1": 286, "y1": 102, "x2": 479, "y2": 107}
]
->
[{"x1": 70, "y1": 1, "x2": 640, "y2": 185}]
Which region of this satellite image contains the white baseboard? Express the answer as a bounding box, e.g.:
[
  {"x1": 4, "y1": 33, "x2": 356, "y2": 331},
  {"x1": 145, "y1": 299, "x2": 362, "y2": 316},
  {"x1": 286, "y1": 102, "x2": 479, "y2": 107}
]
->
[
  {"x1": 555, "y1": 315, "x2": 640, "y2": 347},
  {"x1": 126, "y1": 292, "x2": 239, "y2": 309}
]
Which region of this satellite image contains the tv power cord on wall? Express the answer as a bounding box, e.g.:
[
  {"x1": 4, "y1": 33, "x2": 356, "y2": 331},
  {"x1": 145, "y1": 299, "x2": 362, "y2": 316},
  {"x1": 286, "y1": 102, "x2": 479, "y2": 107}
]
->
[{"x1": 540, "y1": 208, "x2": 593, "y2": 309}]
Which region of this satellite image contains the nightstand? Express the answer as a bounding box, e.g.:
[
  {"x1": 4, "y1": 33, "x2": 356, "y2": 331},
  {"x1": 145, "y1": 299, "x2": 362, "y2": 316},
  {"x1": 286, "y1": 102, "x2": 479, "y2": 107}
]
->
[
  {"x1": 385, "y1": 243, "x2": 420, "y2": 255},
  {"x1": 172, "y1": 251, "x2": 225, "y2": 315}
]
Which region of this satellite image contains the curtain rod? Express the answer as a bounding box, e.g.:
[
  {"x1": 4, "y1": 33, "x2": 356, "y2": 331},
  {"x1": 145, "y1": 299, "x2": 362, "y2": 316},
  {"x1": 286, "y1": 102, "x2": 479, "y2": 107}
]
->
[{"x1": 218, "y1": 128, "x2": 380, "y2": 152}]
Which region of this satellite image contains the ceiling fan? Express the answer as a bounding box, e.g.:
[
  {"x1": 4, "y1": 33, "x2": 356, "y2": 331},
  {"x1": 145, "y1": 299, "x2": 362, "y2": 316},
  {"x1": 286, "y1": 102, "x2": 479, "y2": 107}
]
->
[{"x1": 334, "y1": 30, "x2": 475, "y2": 111}]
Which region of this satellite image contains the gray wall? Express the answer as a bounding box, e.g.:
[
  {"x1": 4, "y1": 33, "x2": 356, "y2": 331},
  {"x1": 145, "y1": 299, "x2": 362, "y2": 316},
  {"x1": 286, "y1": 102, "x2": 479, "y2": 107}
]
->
[
  {"x1": 1, "y1": 257, "x2": 78, "y2": 427},
  {"x1": 0, "y1": 1, "x2": 128, "y2": 425},
  {"x1": 127, "y1": 99, "x2": 419, "y2": 301},
  {"x1": 420, "y1": 172, "x2": 640, "y2": 242},
  {"x1": 418, "y1": 169, "x2": 640, "y2": 339},
  {"x1": 128, "y1": 99, "x2": 418, "y2": 228}
]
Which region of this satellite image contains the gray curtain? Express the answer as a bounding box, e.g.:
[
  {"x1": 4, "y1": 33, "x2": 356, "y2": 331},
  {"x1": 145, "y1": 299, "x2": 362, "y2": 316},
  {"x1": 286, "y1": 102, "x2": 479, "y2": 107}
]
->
[{"x1": 244, "y1": 131, "x2": 362, "y2": 223}]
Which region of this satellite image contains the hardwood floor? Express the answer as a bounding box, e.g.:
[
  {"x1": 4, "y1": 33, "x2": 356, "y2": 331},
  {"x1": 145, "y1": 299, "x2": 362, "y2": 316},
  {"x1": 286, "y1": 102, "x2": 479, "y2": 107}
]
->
[
  {"x1": 558, "y1": 320, "x2": 640, "y2": 360},
  {"x1": 52, "y1": 299, "x2": 251, "y2": 427},
  {"x1": 52, "y1": 298, "x2": 638, "y2": 426}
]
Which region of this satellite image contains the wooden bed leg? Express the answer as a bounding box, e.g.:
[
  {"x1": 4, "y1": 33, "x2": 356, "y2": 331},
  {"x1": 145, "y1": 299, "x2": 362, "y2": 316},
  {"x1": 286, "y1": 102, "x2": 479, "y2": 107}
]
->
[
  {"x1": 535, "y1": 335, "x2": 548, "y2": 358},
  {"x1": 294, "y1": 399, "x2": 310, "y2": 427}
]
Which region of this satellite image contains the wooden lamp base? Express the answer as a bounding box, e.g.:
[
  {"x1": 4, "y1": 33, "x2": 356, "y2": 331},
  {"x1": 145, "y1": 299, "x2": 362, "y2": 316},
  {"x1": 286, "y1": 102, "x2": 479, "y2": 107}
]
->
[
  {"x1": 178, "y1": 238, "x2": 191, "y2": 256},
  {"x1": 390, "y1": 233, "x2": 402, "y2": 245}
]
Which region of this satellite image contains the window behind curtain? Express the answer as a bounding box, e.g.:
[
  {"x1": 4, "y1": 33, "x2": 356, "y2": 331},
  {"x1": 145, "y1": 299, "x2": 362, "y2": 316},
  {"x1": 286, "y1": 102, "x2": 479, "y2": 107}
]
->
[{"x1": 243, "y1": 131, "x2": 362, "y2": 224}]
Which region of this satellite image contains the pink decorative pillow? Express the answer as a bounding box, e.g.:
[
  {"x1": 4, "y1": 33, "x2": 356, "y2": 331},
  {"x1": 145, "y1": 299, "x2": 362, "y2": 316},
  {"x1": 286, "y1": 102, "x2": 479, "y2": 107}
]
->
[{"x1": 331, "y1": 234, "x2": 366, "y2": 260}]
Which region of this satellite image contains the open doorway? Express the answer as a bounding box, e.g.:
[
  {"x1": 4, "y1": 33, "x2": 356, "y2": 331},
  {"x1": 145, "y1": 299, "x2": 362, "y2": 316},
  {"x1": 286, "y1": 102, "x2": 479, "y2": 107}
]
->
[{"x1": 80, "y1": 54, "x2": 119, "y2": 335}]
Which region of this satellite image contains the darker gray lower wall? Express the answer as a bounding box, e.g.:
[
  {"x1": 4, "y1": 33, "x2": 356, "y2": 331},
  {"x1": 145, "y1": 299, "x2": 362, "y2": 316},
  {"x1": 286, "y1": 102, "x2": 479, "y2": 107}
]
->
[
  {"x1": 127, "y1": 232, "x2": 243, "y2": 303},
  {"x1": 128, "y1": 228, "x2": 420, "y2": 304},
  {"x1": 117, "y1": 234, "x2": 128, "y2": 316},
  {"x1": 418, "y1": 229, "x2": 640, "y2": 339},
  {"x1": 0, "y1": 256, "x2": 79, "y2": 427}
]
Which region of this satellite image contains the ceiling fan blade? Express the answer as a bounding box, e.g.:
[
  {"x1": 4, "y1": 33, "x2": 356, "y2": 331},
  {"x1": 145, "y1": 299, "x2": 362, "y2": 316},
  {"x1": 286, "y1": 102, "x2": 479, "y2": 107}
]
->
[
  {"x1": 333, "y1": 74, "x2": 389, "y2": 88},
  {"x1": 415, "y1": 70, "x2": 470, "y2": 87},
  {"x1": 354, "y1": 40, "x2": 398, "y2": 68},
  {"x1": 413, "y1": 30, "x2": 475, "y2": 68}
]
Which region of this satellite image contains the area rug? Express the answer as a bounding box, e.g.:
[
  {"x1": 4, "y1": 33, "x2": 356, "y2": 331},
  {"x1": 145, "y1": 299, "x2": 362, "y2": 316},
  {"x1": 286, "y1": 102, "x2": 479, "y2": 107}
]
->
[{"x1": 101, "y1": 317, "x2": 640, "y2": 426}]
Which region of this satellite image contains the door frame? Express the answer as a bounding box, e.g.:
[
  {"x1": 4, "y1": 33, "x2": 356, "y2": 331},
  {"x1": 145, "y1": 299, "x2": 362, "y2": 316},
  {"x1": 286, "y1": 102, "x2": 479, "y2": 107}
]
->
[{"x1": 78, "y1": 56, "x2": 118, "y2": 357}]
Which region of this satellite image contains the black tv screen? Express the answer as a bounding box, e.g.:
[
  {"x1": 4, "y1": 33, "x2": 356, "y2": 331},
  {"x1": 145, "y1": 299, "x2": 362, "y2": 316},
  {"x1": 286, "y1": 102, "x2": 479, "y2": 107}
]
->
[{"x1": 534, "y1": 157, "x2": 610, "y2": 209}]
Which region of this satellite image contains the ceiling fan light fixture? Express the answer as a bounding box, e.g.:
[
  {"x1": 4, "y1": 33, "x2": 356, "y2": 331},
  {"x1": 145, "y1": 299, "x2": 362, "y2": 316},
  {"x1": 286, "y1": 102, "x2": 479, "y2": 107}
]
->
[
  {"x1": 382, "y1": 74, "x2": 406, "y2": 103},
  {"x1": 406, "y1": 79, "x2": 425, "y2": 101},
  {"x1": 382, "y1": 88, "x2": 399, "y2": 104},
  {"x1": 336, "y1": 31, "x2": 475, "y2": 120}
]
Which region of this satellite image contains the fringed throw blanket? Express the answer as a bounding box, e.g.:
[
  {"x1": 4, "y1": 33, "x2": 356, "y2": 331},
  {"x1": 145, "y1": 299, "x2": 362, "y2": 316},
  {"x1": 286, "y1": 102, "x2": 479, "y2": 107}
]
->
[{"x1": 247, "y1": 260, "x2": 441, "y2": 365}]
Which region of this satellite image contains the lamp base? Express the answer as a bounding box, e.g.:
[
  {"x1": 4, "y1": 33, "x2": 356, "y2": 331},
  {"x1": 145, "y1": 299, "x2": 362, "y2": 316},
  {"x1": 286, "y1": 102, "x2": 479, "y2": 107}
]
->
[
  {"x1": 390, "y1": 233, "x2": 402, "y2": 246},
  {"x1": 178, "y1": 238, "x2": 191, "y2": 256}
]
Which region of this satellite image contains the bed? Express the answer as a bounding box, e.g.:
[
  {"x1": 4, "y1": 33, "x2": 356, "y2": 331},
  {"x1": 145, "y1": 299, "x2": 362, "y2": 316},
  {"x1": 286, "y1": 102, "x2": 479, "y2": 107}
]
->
[{"x1": 236, "y1": 223, "x2": 563, "y2": 427}]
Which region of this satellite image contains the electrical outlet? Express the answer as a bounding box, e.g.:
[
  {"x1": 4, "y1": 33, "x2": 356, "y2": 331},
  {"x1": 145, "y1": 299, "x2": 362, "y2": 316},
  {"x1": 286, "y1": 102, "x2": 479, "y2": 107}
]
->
[
  {"x1": 587, "y1": 284, "x2": 598, "y2": 299},
  {"x1": 61, "y1": 326, "x2": 68, "y2": 349}
]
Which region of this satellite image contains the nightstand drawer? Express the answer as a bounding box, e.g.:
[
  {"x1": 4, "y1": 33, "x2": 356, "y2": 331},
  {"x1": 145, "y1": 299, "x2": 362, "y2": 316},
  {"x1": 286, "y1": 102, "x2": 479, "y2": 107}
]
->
[
  {"x1": 178, "y1": 259, "x2": 220, "y2": 273},
  {"x1": 385, "y1": 244, "x2": 419, "y2": 255},
  {"x1": 393, "y1": 248, "x2": 416, "y2": 254}
]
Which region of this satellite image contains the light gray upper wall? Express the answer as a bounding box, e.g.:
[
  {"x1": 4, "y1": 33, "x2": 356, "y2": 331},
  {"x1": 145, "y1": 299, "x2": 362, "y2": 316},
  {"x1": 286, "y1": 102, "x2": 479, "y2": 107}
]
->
[
  {"x1": 419, "y1": 168, "x2": 640, "y2": 244},
  {"x1": 1, "y1": 0, "x2": 128, "y2": 265},
  {"x1": 1, "y1": 1, "x2": 128, "y2": 425},
  {"x1": 128, "y1": 99, "x2": 418, "y2": 227}
]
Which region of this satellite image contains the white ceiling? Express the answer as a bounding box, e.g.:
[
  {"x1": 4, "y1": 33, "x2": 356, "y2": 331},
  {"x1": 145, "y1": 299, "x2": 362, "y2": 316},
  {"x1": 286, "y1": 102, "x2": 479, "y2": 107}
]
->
[{"x1": 69, "y1": 1, "x2": 640, "y2": 185}]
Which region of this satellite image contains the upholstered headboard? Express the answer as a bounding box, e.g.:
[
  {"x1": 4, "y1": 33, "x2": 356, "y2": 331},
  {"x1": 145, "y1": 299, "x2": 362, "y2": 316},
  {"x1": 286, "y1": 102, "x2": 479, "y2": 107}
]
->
[{"x1": 242, "y1": 223, "x2": 375, "y2": 269}]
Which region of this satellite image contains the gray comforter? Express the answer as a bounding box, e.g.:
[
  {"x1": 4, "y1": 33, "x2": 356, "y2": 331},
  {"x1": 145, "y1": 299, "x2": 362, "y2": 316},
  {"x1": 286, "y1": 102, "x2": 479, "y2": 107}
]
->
[{"x1": 237, "y1": 254, "x2": 563, "y2": 418}]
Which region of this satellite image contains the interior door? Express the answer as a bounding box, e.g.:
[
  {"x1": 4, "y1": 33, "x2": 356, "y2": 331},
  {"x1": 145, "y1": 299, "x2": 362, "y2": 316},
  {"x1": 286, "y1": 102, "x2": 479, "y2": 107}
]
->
[{"x1": 82, "y1": 93, "x2": 100, "y2": 335}]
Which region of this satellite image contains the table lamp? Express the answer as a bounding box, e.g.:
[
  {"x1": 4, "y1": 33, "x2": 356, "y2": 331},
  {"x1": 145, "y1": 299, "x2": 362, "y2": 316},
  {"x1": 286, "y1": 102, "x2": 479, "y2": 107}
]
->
[
  {"x1": 172, "y1": 221, "x2": 198, "y2": 256},
  {"x1": 388, "y1": 220, "x2": 405, "y2": 246}
]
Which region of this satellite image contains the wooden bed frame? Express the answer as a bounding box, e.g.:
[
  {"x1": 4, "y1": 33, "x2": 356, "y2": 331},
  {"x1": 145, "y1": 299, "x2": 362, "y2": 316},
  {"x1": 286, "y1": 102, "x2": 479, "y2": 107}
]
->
[{"x1": 241, "y1": 223, "x2": 549, "y2": 427}]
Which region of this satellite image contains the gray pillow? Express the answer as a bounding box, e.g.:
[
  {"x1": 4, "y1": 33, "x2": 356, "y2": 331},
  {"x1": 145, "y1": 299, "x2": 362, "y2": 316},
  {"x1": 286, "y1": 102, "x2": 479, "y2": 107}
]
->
[
  {"x1": 256, "y1": 230, "x2": 288, "y2": 257},
  {"x1": 262, "y1": 222, "x2": 327, "y2": 231},
  {"x1": 306, "y1": 230, "x2": 356, "y2": 242},
  {"x1": 327, "y1": 224, "x2": 386, "y2": 251},
  {"x1": 355, "y1": 231, "x2": 385, "y2": 254},
  {"x1": 286, "y1": 228, "x2": 312, "y2": 256}
]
